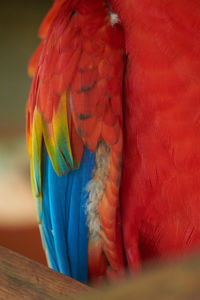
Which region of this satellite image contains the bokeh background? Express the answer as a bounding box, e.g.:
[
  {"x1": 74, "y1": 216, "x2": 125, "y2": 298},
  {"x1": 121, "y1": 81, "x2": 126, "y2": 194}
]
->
[{"x1": 0, "y1": 0, "x2": 53, "y2": 265}]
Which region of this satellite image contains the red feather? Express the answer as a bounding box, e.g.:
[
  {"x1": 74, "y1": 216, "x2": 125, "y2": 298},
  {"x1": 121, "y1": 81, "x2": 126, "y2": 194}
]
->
[
  {"x1": 111, "y1": 0, "x2": 200, "y2": 271},
  {"x1": 27, "y1": 0, "x2": 125, "y2": 281}
]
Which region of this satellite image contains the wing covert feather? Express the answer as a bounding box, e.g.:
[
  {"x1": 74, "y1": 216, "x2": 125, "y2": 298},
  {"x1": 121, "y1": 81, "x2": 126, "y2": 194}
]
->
[{"x1": 26, "y1": 0, "x2": 125, "y2": 280}]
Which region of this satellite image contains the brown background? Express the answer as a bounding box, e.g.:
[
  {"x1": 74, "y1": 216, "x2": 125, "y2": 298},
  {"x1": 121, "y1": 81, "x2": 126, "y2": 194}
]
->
[{"x1": 0, "y1": 0, "x2": 53, "y2": 265}]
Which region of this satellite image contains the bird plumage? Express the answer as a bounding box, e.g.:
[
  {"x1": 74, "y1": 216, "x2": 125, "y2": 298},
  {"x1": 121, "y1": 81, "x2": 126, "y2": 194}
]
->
[
  {"x1": 27, "y1": 0, "x2": 200, "y2": 284},
  {"x1": 112, "y1": 0, "x2": 200, "y2": 270},
  {"x1": 27, "y1": 0, "x2": 125, "y2": 282}
]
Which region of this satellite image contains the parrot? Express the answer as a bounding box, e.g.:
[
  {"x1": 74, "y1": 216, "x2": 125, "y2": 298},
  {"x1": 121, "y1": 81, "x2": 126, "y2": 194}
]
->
[{"x1": 26, "y1": 0, "x2": 200, "y2": 284}]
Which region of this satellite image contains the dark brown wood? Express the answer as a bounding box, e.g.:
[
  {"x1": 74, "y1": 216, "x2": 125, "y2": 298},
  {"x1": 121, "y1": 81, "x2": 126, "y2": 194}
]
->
[
  {"x1": 0, "y1": 246, "x2": 91, "y2": 300},
  {"x1": 2, "y1": 245, "x2": 200, "y2": 300}
]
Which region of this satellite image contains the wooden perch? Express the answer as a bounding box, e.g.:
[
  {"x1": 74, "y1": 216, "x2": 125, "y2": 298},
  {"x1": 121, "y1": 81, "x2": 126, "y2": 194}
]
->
[
  {"x1": 1, "y1": 244, "x2": 200, "y2": 300},
  {"x1": 0, "y1": 246, "x2": 91, "y2": 300}
]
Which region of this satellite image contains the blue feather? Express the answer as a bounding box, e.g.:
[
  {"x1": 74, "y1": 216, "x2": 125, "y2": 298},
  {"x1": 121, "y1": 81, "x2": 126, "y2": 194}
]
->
[
  {"x1": 41, "y1": 148, "x2": 59, "y2": 271},
  {"x1": 41, "y1": 145, "x2": 95, "y2": 282}
]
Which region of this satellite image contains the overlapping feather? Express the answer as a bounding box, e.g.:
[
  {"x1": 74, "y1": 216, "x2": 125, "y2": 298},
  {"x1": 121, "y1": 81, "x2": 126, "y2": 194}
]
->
[{"x1": 26, "y1": 0, "x2": 125, "y2": 280}]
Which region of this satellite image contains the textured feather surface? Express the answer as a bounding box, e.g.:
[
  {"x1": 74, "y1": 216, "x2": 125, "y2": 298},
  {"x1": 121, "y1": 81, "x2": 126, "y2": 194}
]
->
[
  {"x1": 41, "y1": 145, "x2": 95, "y2": 282},
  {"x1": 26, "y1": 0, "x2": 125, "y2": 281},
  {"x1": 111, "y1": 0, "x2": 200, "y2": 271}
]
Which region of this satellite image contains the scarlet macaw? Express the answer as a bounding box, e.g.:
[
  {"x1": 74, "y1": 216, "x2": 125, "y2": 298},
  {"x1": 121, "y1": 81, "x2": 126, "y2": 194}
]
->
[{"x1": 26, "y1": 0, "x2": 200, "y2": 283}]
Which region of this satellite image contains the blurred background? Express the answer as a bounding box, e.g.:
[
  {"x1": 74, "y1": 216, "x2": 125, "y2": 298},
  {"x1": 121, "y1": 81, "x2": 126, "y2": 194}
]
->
[{"x1": 0, "y1": 0, "x2": 53, "y2": 265}]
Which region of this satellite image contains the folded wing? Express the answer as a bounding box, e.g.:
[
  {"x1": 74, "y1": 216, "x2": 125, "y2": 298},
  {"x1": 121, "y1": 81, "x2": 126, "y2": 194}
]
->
[{"x1": 26, "y1": 0, "x2": 125, "y2": 282}]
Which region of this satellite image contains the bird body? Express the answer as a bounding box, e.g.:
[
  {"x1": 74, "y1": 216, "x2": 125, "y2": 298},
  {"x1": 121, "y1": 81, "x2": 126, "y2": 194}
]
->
[
  {"x1": 27, "y1": 0, "x2": 200, "y2": 283},
  {"x1": 112, "y1": 0, "x2": 200, "y2": 269}
]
